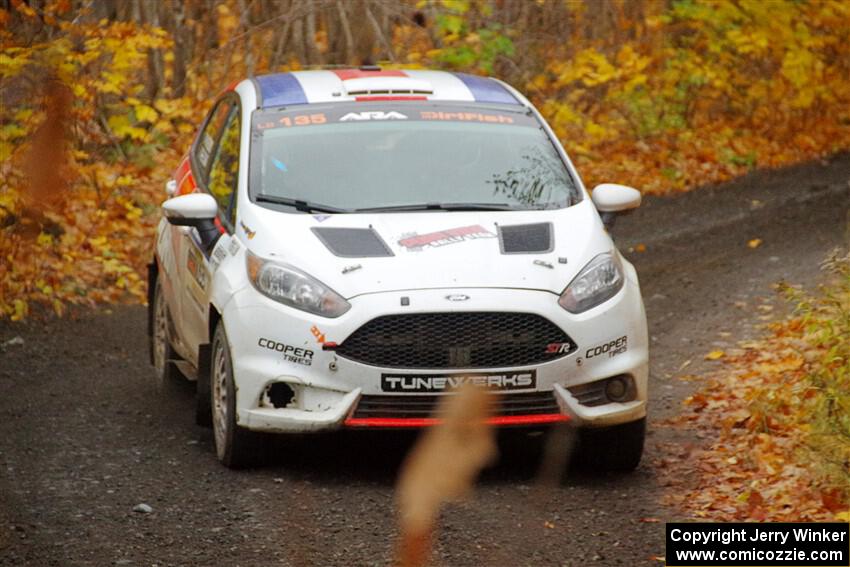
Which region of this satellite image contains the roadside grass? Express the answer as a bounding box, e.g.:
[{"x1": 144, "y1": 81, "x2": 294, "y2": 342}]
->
[{"x1": 659, "y1": 249, "x2": 850, "y2": 521}]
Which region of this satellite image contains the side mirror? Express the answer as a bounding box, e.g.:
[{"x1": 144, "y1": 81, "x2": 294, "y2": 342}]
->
[
  {"x1": 591, "y1": 183, "x2": 641, "y2": 229},
  {"x1": 163, "y1": 193, "x2": 220, "y2": 251}
]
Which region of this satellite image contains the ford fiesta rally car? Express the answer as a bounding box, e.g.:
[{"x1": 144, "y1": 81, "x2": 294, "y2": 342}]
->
[{"x1": 148, "y1": 67, "x2": 649, "y2": 470}]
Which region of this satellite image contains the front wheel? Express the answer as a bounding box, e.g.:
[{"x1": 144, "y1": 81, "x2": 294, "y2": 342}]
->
[
  {"x1": 211, "y1": 322, "x2": 261, "y2": 468},
  {"x1": 576, "y1": 417, "x2": 645, "y2": 472}
]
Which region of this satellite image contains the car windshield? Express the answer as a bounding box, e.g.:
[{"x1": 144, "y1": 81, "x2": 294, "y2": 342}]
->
[{"x1": 249, "y1": 103, "x2": 581, "y2": 213}]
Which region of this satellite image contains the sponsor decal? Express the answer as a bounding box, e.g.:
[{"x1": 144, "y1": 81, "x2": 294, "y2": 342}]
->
[
  {"x1": 340, "y1": 111, "x2": 408, "y2": 121},
  {"x1": 227, "y1": 237, "x2": 241, "y2": 255},
  {"x1": 382, "y1": 371, "x2": 536, "y2": 392},
  {"x1": 420, "y1": 111, "x2": 514, "y2": 124},
  {"x1": 585, "y1": 336, "x2": 628, "y2": 359},
  {"x1": 186, "y1": 247, "x2": 208, "y2": 291},
  {"x1": 252, "y1": 104, "x2": 539, "y2": 134},
  {"x1": 310, "y1": 324, "x2": 329, "y2": 345},
  {"x1": 239, "y1": 220, "x2": 256, "y2": 239},
  {"x1": 256, "y1": 113, "x2": 328, "y2": 129},
  {"x1": 210, "y1": 240, "x2": 228, "y2": 270},
  {"x1": 398, "y1": 224, "x2": 496, "y2": 251},
  {"x1": 545, "y1": 342, "x2": 573, "y2": 354},
  {"x1": 258, "y1": 338, "x2": 313, "y2": 366}
]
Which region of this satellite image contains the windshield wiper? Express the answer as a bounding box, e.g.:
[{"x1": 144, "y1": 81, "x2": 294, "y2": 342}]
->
[
  {"x1": 355, "y1": 202, "x2": 519, "y2": 213},
  {"x1": 255, "y1": 194, "x2": 348, "y2": 214}
]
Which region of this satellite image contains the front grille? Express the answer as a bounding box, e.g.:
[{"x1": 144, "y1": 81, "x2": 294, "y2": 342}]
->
[
  {"x1": 353, "y1": 391, "x2": 560, "y2": 419},
  {"x1": 335, "y1": 312, "x2": 575, "y2": 369}
]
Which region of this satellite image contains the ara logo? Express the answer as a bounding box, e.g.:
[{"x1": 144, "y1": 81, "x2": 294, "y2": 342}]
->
[{"x1": 339, "y1": 111, "x2": 408, "y2": 121}]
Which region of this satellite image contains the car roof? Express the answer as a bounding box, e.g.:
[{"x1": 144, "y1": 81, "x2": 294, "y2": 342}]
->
[{"x1": 250, "y1": 68, "x2": 523, "y2": 108}]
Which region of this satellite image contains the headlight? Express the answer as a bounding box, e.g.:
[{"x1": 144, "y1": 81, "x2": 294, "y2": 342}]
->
[
  {"x1": 246, "y1": 251, "x2": 350, "y2": 318},
  {"x1": 558, "y1": 252, "x2": 624, "y2": 314}
]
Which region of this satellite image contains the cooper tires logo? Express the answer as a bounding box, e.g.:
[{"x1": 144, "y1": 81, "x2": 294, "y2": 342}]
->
[
  {"x1": 585, "y1": 336, "x2": 628, "y2": 359},
  {"x1": 258, "y1": 338, "x2": 314, "y2": 366}
]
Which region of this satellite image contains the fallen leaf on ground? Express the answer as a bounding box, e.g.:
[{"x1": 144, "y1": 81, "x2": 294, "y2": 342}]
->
[{"x1": 705, "y1": 350, "x2": 725, "y2": 360}]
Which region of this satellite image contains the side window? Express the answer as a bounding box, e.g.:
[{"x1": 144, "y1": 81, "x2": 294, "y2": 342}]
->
[
  {"x1": 207, "y1": 107, "x2": 241, "y2": 226},
  {"x1": 195, "y1": 101, "x2": 232, "y2": 182}
]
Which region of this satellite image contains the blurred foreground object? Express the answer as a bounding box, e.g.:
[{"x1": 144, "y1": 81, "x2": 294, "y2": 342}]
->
[
  {"x1": 19, "y1": 79, "x2": 71, "y2": 238},
  {"x1": 395, "y1": 386, "x2": 497, "y2": 567}
]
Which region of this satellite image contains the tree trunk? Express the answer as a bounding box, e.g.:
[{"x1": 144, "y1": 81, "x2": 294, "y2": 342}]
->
[
  {"x1": 304, "y1": 2, "x2": 322, "y2": 65},
  {"x1": 335, "y1": 0, "x2": 355, "y2": 64},
  {"x1": 140, "y1": 0, "x2": 165, "y2": 99}
]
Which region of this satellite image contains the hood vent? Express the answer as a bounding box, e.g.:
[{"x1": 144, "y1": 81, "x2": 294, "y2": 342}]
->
[
  {"x1": 498, "y1": 222, "x2": 554, "y2": 254},
  {"x1": 312, "y1": 227, "x2": 394, "y2": 258}
]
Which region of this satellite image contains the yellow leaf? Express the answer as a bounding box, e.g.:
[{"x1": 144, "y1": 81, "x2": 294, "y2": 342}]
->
[
  {"x1": 133, "y1": 103, "x2": 157, "y2": 123},
  {"x1": 748, "y1": 238, "x2": 763, "y2": 249},
  {"x1": 705, "y1": 350, "x2": 726, "y2": 361},
  {"x1": 36, "y1": 232, "x2": 54, "y2": 247},
  {"x1": 11, "y1": 299, "x2": 27, "y2": 321}
]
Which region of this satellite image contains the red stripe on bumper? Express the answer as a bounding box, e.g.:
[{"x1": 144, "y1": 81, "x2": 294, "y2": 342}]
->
[{"x1": 344, "y1": 413, "x2": 569, "y2": 428}]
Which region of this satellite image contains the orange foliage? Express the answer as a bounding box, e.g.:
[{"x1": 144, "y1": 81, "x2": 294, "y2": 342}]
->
[
  {"x1": 526, "y1": 0, "x2": 850, "y2": 193},
  {"x1": 0, "y1": 7, "x2": 193, "y2": 319},
  {"x1": 660, "y1": 256, "x2": 850, "y2": 521}
]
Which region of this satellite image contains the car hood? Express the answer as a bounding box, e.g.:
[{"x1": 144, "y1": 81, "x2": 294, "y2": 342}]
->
[{"x1": 239, "y1": 200, "x2": 610, "y2": 299}]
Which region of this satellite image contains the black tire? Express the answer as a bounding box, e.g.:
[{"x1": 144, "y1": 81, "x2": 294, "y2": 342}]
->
[
  {"x1": 195, "y1": 343, "x2": 213, "y2": 428},
  {"x1": 575, "y1": 417, "x2": 645, "y2": 472},
  {"x1": 151, "y1": 278, "x2": 181, "y2": 390},
  {"x1": 210, "y1": 322, "x2": 262, "y2": 468}
]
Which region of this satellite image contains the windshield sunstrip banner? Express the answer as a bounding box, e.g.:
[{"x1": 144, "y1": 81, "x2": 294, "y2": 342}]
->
[
  {"x1": 253, "y1": 104, "x2": 537, "y2": 131},
  {"x1": 381, "y1": 371, "x2": 536, "y2": 393}
]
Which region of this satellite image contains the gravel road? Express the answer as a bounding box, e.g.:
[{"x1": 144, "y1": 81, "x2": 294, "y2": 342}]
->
[{"x1": 1, "y1": 155, "x2": 849, "y2": 567}]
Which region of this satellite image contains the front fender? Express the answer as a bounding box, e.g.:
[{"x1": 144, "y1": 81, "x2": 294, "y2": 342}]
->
[{"x1": 207, "y1": 234, "x2": 251, "y2": 343}]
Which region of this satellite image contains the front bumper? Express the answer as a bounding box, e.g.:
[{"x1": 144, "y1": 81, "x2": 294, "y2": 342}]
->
[{"x1": 222, "y1": 280, "x2": 648, "y2": 433}]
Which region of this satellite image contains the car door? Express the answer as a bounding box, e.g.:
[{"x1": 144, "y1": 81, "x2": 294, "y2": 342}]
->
[{"x1": 171, "y1": 95, "x2": 241, "y2": 362}]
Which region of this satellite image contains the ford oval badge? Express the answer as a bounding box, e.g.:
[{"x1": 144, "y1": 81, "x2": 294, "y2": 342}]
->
[{"x1": 445, "y1": 294, "x2": 470, "y2": 302}]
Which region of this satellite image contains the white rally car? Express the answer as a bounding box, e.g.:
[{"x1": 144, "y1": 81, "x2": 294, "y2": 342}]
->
[{"x1": 148, "y1": 67, "x2": 649, "y2": 470}]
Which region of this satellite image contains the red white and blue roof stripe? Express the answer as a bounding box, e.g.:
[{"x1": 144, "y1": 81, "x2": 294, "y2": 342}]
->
[{"x1": 253, "y1": 68, "x2": 520, "y2": 107}]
